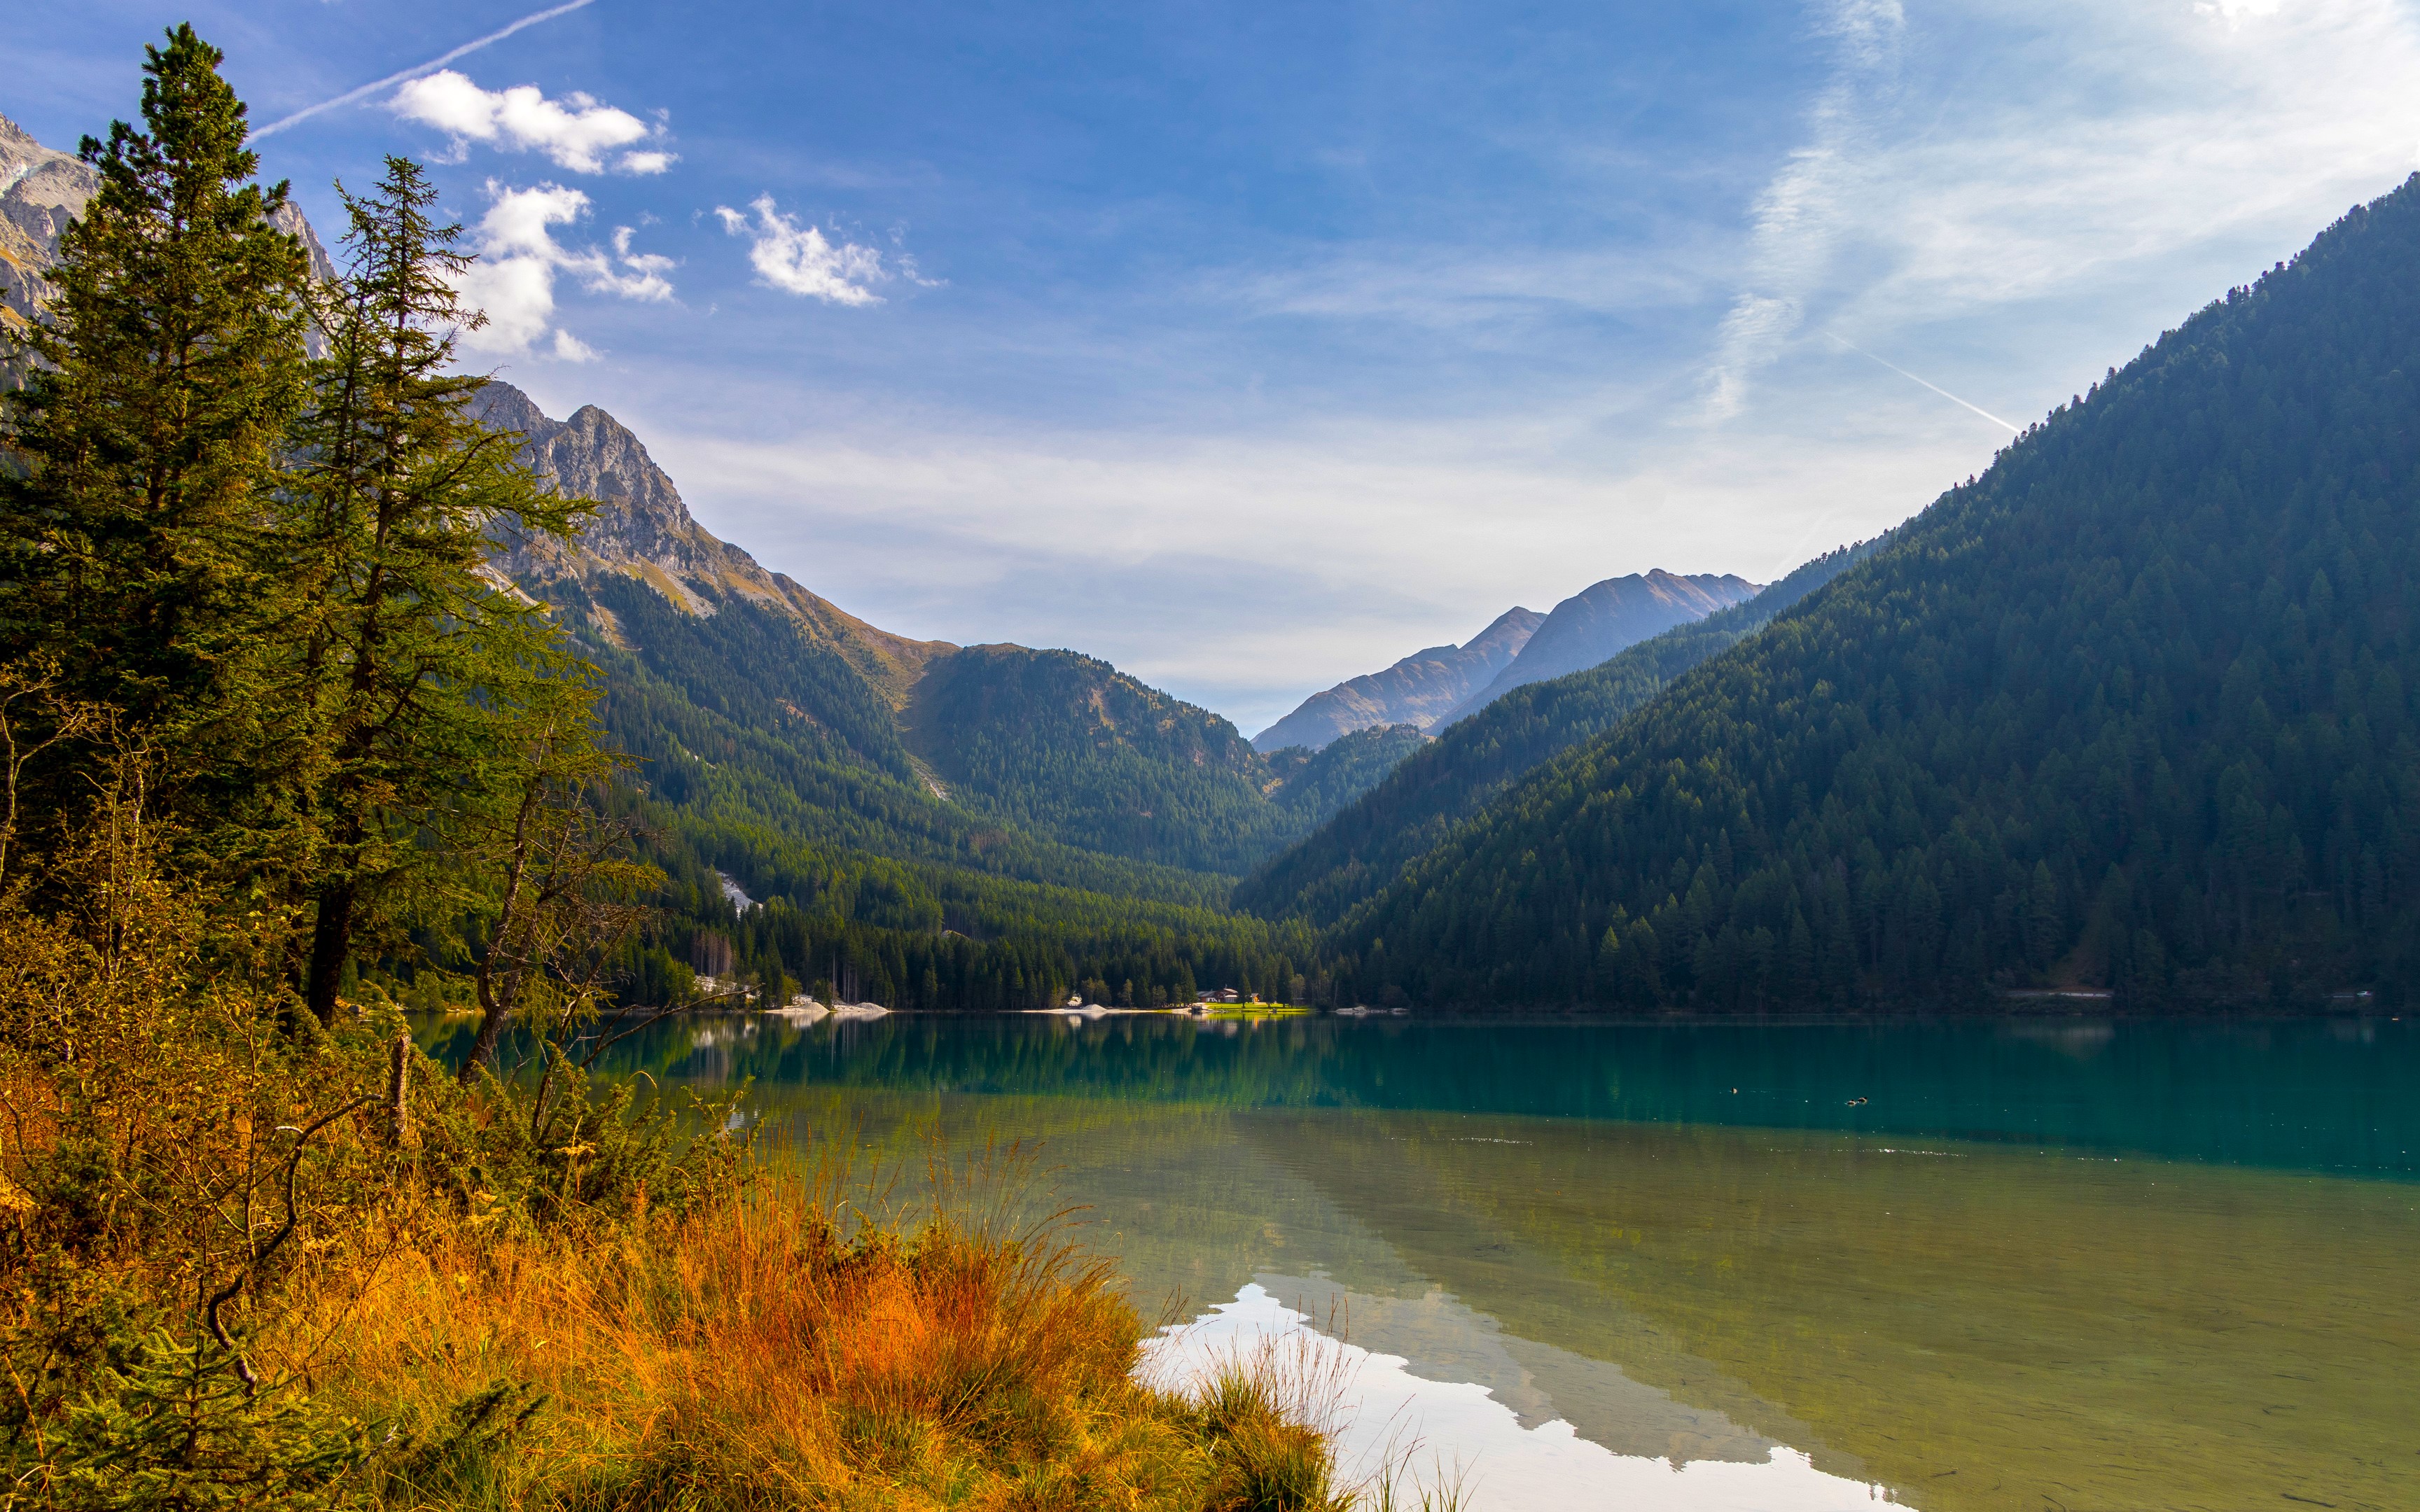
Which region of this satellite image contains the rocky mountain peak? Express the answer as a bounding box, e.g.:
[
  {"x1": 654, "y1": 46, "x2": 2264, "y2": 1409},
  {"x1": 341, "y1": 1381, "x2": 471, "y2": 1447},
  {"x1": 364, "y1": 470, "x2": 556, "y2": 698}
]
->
[
  {"x1": 473, "y1": 388, "x2": 709, "y2": 576},
  {"x1": 469, "y1": 380, "x2": 952, "y2": 700},
  {"x1": 1251, "y1": 603, "x2": 1546, "y2": 752},
  {"x1": 1, "y1": 111, "x2": 336, "y2": 340}
]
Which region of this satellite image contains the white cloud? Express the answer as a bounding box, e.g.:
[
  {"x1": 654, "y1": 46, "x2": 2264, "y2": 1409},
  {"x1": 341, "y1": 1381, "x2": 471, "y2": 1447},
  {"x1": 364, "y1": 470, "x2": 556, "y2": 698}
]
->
[
  {"x1": 1701, "y1": 0, "x2": 2420, "y2": 422},
  {"x1": 1702, "y1": 0, "x2": 1905, "y2": 421},
  {"x1": 450, "y1": 183, "x2": 678, "y2": 358},
  {"x1": 391, "y1": 70, "x2": 674, "y2": 175},
  {"x1": 715, "y1": 195, "x2": 891, "y2": 305}
]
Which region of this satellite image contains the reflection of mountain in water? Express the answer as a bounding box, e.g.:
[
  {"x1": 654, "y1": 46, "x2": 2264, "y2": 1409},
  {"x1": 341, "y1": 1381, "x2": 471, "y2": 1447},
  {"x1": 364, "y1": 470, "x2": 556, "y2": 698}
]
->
[
  {"x1": 453, "y1": 1010, "x2": 2420, "y2": 1178},
  {"x1": 1257, "y1": 1273, "x2": 1786, "y2": 1469}
]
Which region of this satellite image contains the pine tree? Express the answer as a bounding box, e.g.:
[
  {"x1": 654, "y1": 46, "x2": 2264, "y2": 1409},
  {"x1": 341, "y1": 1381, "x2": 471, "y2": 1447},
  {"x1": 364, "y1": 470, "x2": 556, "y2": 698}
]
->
[
  {"x1": 0, "y1": 26, "x2": 312, "y2": 864},
  {"x1": 284, "y1": 157, "x2": 598, "y2": 1027}
]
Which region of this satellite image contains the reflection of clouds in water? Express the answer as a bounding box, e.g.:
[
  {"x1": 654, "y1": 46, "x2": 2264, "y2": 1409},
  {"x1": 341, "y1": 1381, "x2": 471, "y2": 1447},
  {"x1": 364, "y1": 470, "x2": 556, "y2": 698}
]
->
[{"x1": 1141, "y1": 1284, "x2": 1891, "y2": 1512}]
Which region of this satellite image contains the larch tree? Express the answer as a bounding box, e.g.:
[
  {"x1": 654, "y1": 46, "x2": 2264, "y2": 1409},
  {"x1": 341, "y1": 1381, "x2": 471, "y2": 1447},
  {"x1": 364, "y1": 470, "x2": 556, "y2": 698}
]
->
[{"x1": 286, "y1": 155, "x2": 604, "y2": 1028}]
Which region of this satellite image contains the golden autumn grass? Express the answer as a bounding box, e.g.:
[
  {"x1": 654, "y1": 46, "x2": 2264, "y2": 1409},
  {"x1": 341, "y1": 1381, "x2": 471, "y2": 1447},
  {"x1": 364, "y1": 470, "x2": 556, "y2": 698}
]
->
[
  {"x1": 0, "y1": 827, "x2": 1353, "y2": 1510},
  {"x1": 278, "y1": 1170, "x2": 1346, "y2": 1511}
]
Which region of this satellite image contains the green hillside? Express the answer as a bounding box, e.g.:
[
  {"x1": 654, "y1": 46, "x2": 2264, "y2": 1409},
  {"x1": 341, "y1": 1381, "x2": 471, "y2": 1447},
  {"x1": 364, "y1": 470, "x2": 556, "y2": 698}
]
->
[
  {"x1": 1238, "y1": 540, "x2": 1881, "y2": 928},
  {"x1": 906, "y1": 643, "x2": 1285, "y2": 872},
  {"x1": 1263, "y1": 722, "x2": 1433, "y2": 825},
  {"x1": 899, "y1": 644, "x2": 1433, "y2": 874},
  {"x1": 1325, "y1": 176, "x2": 2420, "y2": 1010},
  {"x1": 518, "y1": 579, "x2": 1327, "y2": 1010}
]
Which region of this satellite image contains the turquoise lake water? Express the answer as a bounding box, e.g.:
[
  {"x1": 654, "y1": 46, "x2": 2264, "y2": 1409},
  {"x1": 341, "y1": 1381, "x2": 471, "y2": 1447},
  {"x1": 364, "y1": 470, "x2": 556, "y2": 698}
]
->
[{"x1": 423, "y1": 1011, "x2": 2420, "y2": 1511}]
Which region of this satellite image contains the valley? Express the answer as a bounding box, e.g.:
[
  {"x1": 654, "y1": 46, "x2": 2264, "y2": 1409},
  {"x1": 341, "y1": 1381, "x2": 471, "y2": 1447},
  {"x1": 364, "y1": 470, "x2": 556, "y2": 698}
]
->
[{"x1": 11, "y1": 107, "x2": 2419, "y2": 1018}]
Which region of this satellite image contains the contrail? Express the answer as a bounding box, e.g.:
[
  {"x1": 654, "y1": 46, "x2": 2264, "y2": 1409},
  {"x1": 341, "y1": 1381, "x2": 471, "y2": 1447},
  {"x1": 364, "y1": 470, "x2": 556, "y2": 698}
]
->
[
  {"x1": 1826, "y1": 333, "x2": 2020, "y2": 434},
  {"x1": 252, "y1": 0, "x2": 599, "y2": 139}
]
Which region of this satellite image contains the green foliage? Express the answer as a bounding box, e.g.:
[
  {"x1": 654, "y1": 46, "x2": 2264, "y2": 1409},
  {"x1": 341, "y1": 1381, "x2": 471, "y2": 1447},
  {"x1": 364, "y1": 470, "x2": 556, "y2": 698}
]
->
[
  {"x1": 0, "y1": 25, "x2": 312, "y2": 874},
  {"x1": 907, "y1": 643, "x2": 1302, "y2": 874},
  {"x1": 27, "y1": 1329, "x2": 374, "y2": 1512},
  {"x1": 1239, "y1": 542, "x2": 1880, "y2": 927},
  {"x1": 1331, "y1": 175, "x2": 2420, "y2": 1009},
  {"x1": 425, "y1": 1064, "x2": 755, "y2": 1227},
  {"x1": 286, "y1": 157, "x2": 601, "y2": 1026}
]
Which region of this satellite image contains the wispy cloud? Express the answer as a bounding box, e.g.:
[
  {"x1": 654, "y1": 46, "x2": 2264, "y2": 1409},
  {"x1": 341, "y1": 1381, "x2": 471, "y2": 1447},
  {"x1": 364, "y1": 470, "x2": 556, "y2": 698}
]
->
[
  {"x1": 618, "y1": 388, "x2": 1949, "y2": 729},
  {"x1": 1701, "y1": 0, "x2": 2420, "y2": 424},
  {"x1": 1703, "y1": 0, "x2": 1905, "y2": 421},
  {"x1": 253, "y1": 0, "x2": 599, "y2": 139},
  {"x1": 450, "y1": 183, "x2": 676, "y2": 358},
  {"x1": 391, "y1": 70, "x2": 671, "y2": 175},
  {"x1": 714, "y1": 196, "x2": 899, "y2": 306}
]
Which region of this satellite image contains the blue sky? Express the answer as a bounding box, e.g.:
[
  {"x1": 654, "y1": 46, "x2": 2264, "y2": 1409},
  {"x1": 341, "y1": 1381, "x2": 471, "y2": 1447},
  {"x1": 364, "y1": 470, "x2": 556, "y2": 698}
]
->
[{"x1": 16, "y1": 1, "x2": 2420, "y2": 733}]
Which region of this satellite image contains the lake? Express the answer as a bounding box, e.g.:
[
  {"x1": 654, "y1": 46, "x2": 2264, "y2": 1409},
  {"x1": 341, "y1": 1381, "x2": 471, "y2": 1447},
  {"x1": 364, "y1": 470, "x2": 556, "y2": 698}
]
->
[{"x1": 426, "y1": 1011, "x2": 2420, "y2": 1512}]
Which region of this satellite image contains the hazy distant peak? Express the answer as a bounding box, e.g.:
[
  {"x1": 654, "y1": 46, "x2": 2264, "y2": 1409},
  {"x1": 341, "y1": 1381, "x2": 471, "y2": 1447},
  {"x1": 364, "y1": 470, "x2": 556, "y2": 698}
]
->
[
  {"x1": 1437, "y1": 570, "x2": 1759, "y2": 727},
  {"x1": 1251, "y1": 603, "x2": 1545, "y2": 752}
]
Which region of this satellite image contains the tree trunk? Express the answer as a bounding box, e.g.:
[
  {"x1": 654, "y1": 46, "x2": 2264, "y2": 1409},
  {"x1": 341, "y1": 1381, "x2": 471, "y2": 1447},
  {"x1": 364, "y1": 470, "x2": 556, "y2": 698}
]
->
[{"x1": 303, "y1": 877, "x2": 356, "y2": 1027}]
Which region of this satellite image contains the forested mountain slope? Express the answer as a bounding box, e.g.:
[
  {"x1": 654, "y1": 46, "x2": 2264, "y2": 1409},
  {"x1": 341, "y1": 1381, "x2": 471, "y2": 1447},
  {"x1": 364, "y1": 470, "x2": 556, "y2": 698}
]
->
[
  {"x1": 1440, "y1": 569, "x2": 1758, "y2": 724},
  {"x1": 1328, "y1": 177, "x2": 2420, "y2": 1009},
  {"x1": 491, "y1": 448, "x2": 1330, "y2": 1009},
  {"x1": 906, "y1": 644, "x2": 1432, "y2": 872},
  {"x1": 1238, "y1": 541, "x2": 1879, "y2": 927},
  {"x1": 1253, "y1": 606, "x2": 1542, "y2": 751},
  {"x1": 1263, "y1": 723, "x2": 1433, "y2": 822}
]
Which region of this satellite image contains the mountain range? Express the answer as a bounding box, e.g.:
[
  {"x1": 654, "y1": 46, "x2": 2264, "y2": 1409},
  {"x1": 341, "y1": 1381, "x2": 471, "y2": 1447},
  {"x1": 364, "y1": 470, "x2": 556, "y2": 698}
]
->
[
  {"x1": 22, "y1": 105, "x2": 2397, "y2": 1011},
  {"x1": 1253, "y1": 570, "x2": 1760, "y2": 754},
  {"x1": 1440, "y1": 570, "x2": 1758, "y2": 724}
]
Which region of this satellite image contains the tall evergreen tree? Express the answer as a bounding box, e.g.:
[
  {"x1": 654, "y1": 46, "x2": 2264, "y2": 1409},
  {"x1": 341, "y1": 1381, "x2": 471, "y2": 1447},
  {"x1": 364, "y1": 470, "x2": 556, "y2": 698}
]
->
[
  {"x1": 0, "y1": 26, "x2": 312, "y2": 862},
  {"x1": 286, "y1": 157, "x2": 597, "y2": 1026}
]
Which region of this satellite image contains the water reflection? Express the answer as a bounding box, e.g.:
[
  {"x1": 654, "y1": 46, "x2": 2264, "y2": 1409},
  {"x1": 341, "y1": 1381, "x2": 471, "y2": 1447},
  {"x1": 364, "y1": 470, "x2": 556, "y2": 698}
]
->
[
  {"x1": 1143, "y1": 1286, "x2": 1893, "y2": 1511},
  {"x1": 417, "y1": 1009, "x2": 2420, "y2": 1175},
  {"x1": 415, "y1": 1011, "x2": 2420, "y2": 1511}
]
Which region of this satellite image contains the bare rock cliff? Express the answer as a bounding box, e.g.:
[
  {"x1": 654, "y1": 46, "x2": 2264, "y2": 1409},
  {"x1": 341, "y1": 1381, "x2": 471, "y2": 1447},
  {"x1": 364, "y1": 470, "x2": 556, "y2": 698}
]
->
[{"x1": 472, "y1": 382, "x2": 952, "y2": 701}]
